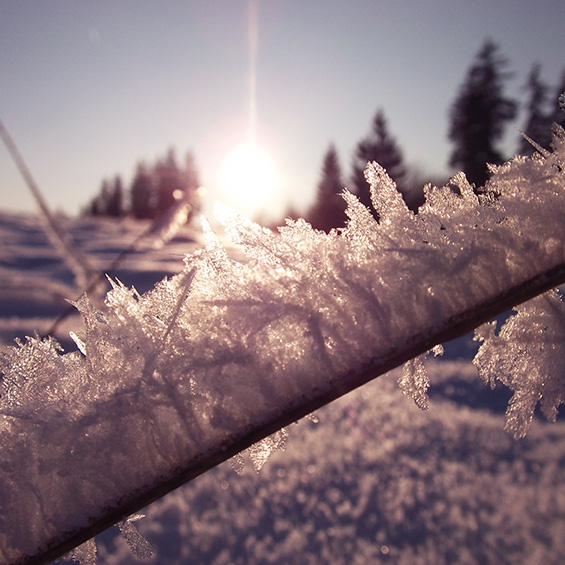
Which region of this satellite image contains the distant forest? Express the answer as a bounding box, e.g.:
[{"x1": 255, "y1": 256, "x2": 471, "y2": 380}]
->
[
  {"x1": 84, "y1": 148, "x2": 201, "y2": 223},
  {"x1": 85, "y1": 40, "x2": 565, "y2": 233}
]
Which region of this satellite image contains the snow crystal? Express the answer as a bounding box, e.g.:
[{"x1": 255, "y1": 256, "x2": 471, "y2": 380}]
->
[
  {"x1": 399, "y1": 344, "x2": 445, "y2": 410},
  {"x1": 118, "y1": 515, "x2": 155, "y2": 560},
  {"x1": 474, "y1": 289, "x2": 565, "y2": 438},
  {"x1": 247, "y1": 428, "x2": 288, "y2": 473},
  {"x1": 399, "y1": 356, "x2": 430, "y2": 410},
  {"x1": 64, "y1": 539, "x2": 97, "y2": 565},
  {"x1": 229, "y1": 453, "x2": 246, "y2": 475},
  {"x1": 228, "y1": 429, "x2": 288, "y2": 474},
  {"x1": 2, "y1": 127, "x2": 565, "y2": 563}
]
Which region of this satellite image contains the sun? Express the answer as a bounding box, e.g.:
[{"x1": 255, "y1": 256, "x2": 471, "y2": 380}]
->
[{"x1": 218, "y1": 141, "x2": 278, "y2": 217}]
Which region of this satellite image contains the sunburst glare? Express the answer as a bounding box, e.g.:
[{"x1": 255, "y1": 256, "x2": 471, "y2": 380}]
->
[{"x1": 218, "y1": 140, "x2": 278, "y2": 217}]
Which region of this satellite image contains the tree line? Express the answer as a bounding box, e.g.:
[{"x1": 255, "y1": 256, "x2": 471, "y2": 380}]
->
[
  {"x1": 305, "y1": 39, "x2": 565, "y2": 233},
  {"x1": 84, "y1": 148, "x2": 201, "y2": 221},
  {"x1": 85, "y1": 39, "x2": 565, "y2": 233}
]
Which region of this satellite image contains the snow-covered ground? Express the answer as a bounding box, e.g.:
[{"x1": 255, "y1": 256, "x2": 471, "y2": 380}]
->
[
  {"x1": 0, "y1": 211, "x2": 203, "y2": 352},
  {"x1": 1, "y1": 210, "x2": 564, "y2": 564}
]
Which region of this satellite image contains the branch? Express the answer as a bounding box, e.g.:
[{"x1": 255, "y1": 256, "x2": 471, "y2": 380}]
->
[
  {"x1": 23, "y1": 260, "x2": 565, "y2": 565},
  {"x1": 2, "y1": 128, "x2": 565, "y2": 564}
]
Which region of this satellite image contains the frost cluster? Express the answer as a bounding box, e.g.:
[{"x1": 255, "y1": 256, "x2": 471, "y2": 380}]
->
[
  {"x1": 474, "y1": 289, "x2": 565, "y2": 439},
  {"x1": 1, "y1": 128, "x2": 565, "y2": 563}
]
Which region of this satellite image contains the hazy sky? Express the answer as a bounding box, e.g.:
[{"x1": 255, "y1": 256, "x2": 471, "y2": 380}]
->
[{"x1": 1, "y1": 1, "x2": 564, "y2": 221}]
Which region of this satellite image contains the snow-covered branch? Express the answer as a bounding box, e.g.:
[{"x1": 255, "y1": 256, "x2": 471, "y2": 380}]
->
[{"x1": 2, "y1": 127, "x2": 565, "y2": 564}]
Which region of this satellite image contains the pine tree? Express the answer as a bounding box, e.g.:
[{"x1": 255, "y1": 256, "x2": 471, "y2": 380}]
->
[
  {"x1": 448, "y1": 40, "x2": 517, "y2": 188},
  {"x1": 351, "y1": 109, "x2": 407, "y2": 216},
  {"x1": 307, "y1": 144, "x2": 347, "y2": 233},
  {"x1": 86, "y1": 148, "x2": 201, "y2": 221},
  {"x1": 106, "y1": 175, "x2": 125, "y2": 218},
  {"x1": 550, "y1": 69, "x2": 565, "y2": 131},
  {"x1": 155, "y1": 148, "x2": 184, "y2": 217},
  {"x1": 130, "y1": 163, "x2": 155, "y2": 220},
  {"x1": 182, "y1": 151, "x2": 202, "y2": 218},
  {"x1": 519, "y1": 64, "x2": 553, "y2": 155},
  {"x1": 86, "y1": 179, "x2": 109, "y2": 217},
  {"x1": 85, "y1": 178, "x2": 124, "y2": 218}
]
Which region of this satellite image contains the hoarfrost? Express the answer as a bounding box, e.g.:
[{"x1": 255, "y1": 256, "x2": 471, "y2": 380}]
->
[
  {"x1": 2, "y1": 126, "x2": 565, "y2": 563},
  {"x1": 117, "y1": 515, "x2": 155, "y2": 560},
  {"x1": 60, "y1": 515, "x2": 154, "y2": 564},
  {"x1": 247, "y1": 428, "x2": 288, "y2": 472},
  {"x1": 474, "y1": 289, "x2": 565, "y2": 439},
  {"x1": 64, "y1": 539, "x2": 97, "y2": 565},
  {"x1": 229, "y1": 429, "x2": 288, "y2": 474},
  {"x1": 229, "y1": 453, "x2": 246, "y2": 475},
  {"x1": 399, "y1": 356, "x2": 430, "y2": 410},
  {"x1": 398, "y1": 345, "x2": 443, "y2": 410}
]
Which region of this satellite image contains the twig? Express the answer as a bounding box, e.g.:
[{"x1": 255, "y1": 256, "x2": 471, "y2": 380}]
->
[
  {"x1": 20, "y1": 259, "x2": 565, "y2": 565},
  {"x1": 0, "y1": 119, "x2": 97, "y2": 289}
]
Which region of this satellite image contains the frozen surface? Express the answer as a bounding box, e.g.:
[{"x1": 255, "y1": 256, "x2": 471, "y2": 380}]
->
[{"x1": 2, "y1": 127, "x2": 565, "y2": 563}]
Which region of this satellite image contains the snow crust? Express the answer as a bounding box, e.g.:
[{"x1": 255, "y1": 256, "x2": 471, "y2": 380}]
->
[{"x1": 2, "y1": 128, "x2": 565, "y2": 563}]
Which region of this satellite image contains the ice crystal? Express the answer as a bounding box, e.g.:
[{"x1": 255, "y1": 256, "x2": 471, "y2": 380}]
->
[
  {"x1": 118, "y1": 515, "x2": 155, "y2": 560},
  {"x1": 228, "y1": 429, "x2": 288, "y2": 473},
  {"x1": 399, "y1": 356, "x2": 430, "y2": 410},
  {"x1": 229, "y1": 453, "x2": 246, "y2": 475},
  {"x1": 398, "y1": 345, "x2": 443, "y2": 410},
  {"x1": 247, "y1": 428, "x2": 288, "y2": 472},
  {"x1": 473, "y1": 289, "x2": 565, "y2": 438},
  {"x1": 63, "y1": 539, "x2": 97, "y2": 565}
]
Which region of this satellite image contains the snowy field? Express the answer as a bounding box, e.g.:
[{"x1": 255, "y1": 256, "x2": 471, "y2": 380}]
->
[
  {"x1": 1, "y1": 210, "x2": 564, "y2": 565},
  {"x1": 0, "y1": 211, "x2": 205, "y2": 353}
]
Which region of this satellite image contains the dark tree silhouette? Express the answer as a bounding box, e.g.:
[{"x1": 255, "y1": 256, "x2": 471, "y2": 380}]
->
[
  {"x1": 550, "y1": 69, "x2": 565, "y2": 131},
  {"x1": 106, "y1": 175, "x2": 125, "y2": 218},
  {"x1": 84, "y1": 148, "x2": 201, "y2": 221},
  {"x1": 181, "y1": 151, "x2": 202, "y2": 216},
  {"x1": 130, "y1": 163, "x2": 155, "y2": 220},
  {"x1": 153, "y1": 149, "x2": 201, "y2": 219},
  {"x1": 351, "y1": 109, "x2": 407, "y2": 217},
  {"x1": 155, "y1": 148, "x2": 185, "y2": 216},
  {"x1": 85, "y1": 179, "x2": 109, "y2": 217},
  {"x1": 519, "y1": 64, "x2": 553, "y2": 155},
  {"x1": 448, "y1": 40, "x2": 517, "y2": 188},
  {"x1": 307, "y1": 144, "x2": 347, "y2": 232},
  {"x1": 86, "y1": 176, "x2": 125, "y2": 218}
]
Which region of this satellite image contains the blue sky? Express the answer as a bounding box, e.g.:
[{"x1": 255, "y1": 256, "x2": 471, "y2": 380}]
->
[{"x1": 1, "y1": 0, "x2": 564, "y2": 221}]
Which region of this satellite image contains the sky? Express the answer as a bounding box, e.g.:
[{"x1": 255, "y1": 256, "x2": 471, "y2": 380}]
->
[{"x1": 1, "y1": 0, "x2": 565, "y2": 222}]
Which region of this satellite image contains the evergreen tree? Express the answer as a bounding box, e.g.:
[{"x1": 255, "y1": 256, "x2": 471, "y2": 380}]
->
[
  {"x1": 130, "y1": 163, "x2": 155, "y2": 220},
  {"x1": 86, "y1": 179, "x2": 109, "y2": 217},
  {"x1": 181, "y1": 151, "x2": 202, "y2": 217},
  {"x1": 155, "y1": 148, "x2": 185, "y2": 217},
  {"x1": 85, "y1": 148, "x2": 202, "y2": 221},
  {"x1": 351, "y1": 109, "x2": 407, "y2": 216},
  {"x1": 307, "y1": 144, "x2": 347, "y2": 233},
  {"x1": 519, "y1": 64, "x2": 553, "y2": 155},
  {"x1": 550, "y1": 69, "x2": 565, "y2": 131},
  {"x1": 85, "y1": 178, "x2": 123, "y2": 218},
  {"x1": 448, "y1": 40, "x2": 517, "y2": 188},
  {"x1": 106, "y1": 175, "x2": 125, "y2": 218}
]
